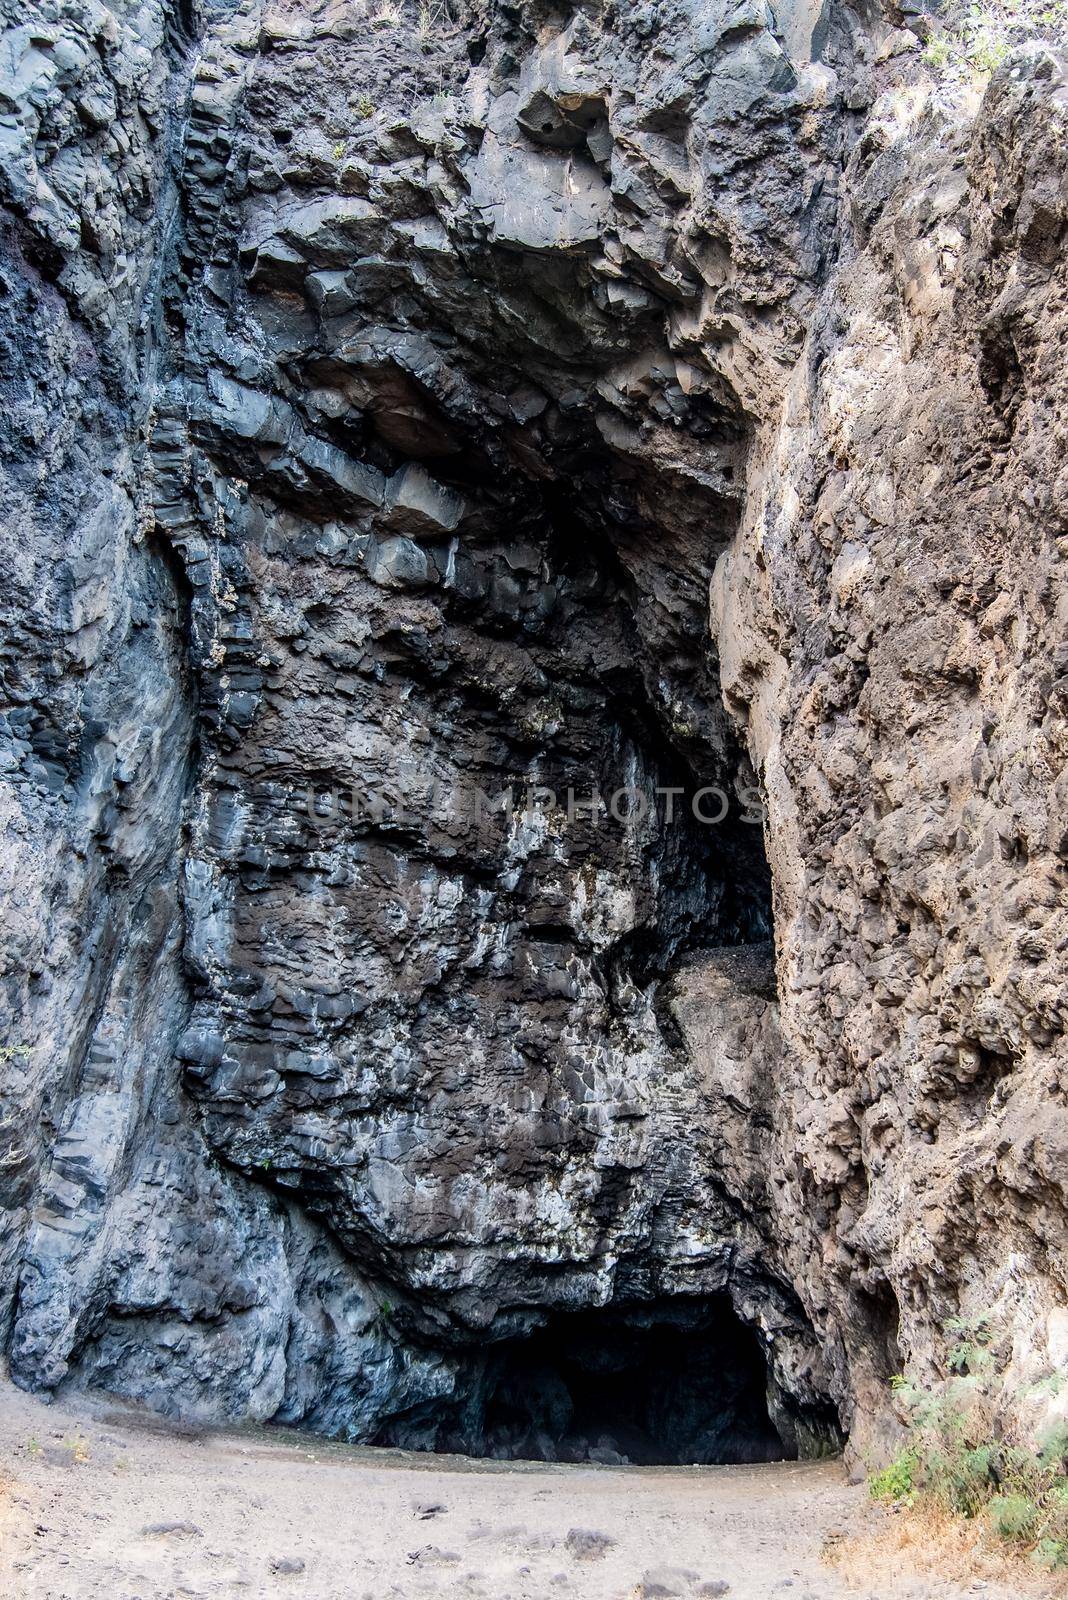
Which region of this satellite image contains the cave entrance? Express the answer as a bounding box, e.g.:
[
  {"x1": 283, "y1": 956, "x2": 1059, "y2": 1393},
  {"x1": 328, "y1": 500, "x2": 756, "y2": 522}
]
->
[
  {"x1": 377, "y1": 1297, "x2": 794, "y2": 1465},
  {"x1": 478, "y1": 1301, "x2": 785, "y2": 1465}
]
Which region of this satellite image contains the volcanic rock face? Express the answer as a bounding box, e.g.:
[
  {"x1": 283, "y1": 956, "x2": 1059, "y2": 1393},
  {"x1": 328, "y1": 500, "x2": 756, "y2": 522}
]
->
[
  {"x1": 716, "y1": 44, "x2": 1068, "y2": 1450},
  {"x1": 0, "y1": 0, "x2": 1065, "y2": 1464}
]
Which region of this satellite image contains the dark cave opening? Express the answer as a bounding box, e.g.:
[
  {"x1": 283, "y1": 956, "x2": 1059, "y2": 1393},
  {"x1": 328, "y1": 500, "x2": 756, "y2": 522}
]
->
[{"x1": 374, "y1": 1298, "x2": 794, "y2": 1466}]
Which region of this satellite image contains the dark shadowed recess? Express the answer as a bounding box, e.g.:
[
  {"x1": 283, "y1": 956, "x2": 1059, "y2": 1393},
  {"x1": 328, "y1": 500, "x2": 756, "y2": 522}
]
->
[{"x1": 373, "y1": 1297, "x2": 832, "y2": 1466}]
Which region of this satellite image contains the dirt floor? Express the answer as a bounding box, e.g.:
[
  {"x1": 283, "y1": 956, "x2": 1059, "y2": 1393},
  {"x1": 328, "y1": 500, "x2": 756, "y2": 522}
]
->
[{"x1": 0, "y1": 1378, "x2": 1029, "y2": 1600}]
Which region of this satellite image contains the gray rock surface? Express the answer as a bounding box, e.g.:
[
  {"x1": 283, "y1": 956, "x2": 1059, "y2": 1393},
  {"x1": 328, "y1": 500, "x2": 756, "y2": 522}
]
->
[{"x1": 0, "y1": 0, "x2": 1065, "y2": 1468}]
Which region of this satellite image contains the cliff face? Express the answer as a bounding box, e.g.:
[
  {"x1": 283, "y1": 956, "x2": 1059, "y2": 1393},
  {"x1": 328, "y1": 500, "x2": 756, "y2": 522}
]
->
[
  {"x1": 0, "y1": 0, "x2": 199, "y2": 1399},
  {"x1": 715, "y1": 46, "x2": 1068, "y2": 1454},
  {"x1": 0, "y1": 0, "x2": 1065, "y2": 1465}
]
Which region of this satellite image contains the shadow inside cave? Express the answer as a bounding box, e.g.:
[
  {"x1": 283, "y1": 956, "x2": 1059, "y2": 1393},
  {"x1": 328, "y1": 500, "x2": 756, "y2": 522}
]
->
[{"x1": 373, "y1": 1297, "x2": 800, "y2": 1466}]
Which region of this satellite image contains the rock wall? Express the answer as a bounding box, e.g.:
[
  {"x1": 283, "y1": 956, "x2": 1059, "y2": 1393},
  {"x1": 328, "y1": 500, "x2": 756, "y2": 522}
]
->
[
  {"x1": 714, "y1": 38, "x2": 1068, "y2": 1457},
  {"x1": 0, "y1": 0, "x2": 1065, "y2": 1463},
  {"x1": 0, "y1": 0, "x2": 457, "y2": 1436},
  {"x1": 0, "y1": 0, "x2": 197, "y2": 1384}
]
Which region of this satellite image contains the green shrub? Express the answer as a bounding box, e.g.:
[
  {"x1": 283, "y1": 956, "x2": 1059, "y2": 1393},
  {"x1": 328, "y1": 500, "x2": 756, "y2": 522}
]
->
[
  {"x1": 1037, "y1": 1423, "x2": 1068, "y2": 1469},
  {"x1": 1032, "y1": 1536, "x2": 1068, "y2": 1571},
  {"x1": 945, "y1": 1311, "x2": 991, "y2": 1372},
  {"x1": 869, "y1": 1308, "x2": 1068, "y2": 1570},
  {"x1": 986, "y1": 1492, "x2": 1041, "y2": 1541},
  {"x1": 928, "y1": 1440, "x2": 998, "y2": 1517},
  {"x1": 870, "y1": 1448, "x2": 918, "y2": 1503}
]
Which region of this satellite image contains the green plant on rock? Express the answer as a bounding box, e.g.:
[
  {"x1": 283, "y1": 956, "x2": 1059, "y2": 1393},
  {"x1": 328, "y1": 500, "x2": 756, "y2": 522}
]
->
[
  {"x1": 987, "y1": 1491, "x2": 1041, "y2": 1540},
  {"x1": 1029, "y1": 1372, "x2": 1068, "y2": 1401},
  {"x1": 1038, "y1": 1423, "x2": 1068, "y2": 1468},
  {"x1": 1034, "y1": 1535, "x2": 1068, "y2": 1571},
  {"x1": 870, "y1": 1447, "x2": 918, "y2": 1504},
  {"x1": 933, "y1": 1438, "x2": 1001, "y2": 1517},
  {"x1": 944, "y1": 1306, "x2": 998, "y2": 1376},
  {"x1": 869, "y1": 1309, "x2": 1068, "y2": 1572},
  {"x1": 922, "y1": 0, "x2": 1068, "y2": 83}
]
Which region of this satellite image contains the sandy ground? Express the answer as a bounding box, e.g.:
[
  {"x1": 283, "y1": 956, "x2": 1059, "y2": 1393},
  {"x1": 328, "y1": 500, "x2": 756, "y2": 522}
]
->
[{"x1": 0, "y1": 1379, "x2": 1024, "y2": 1600}]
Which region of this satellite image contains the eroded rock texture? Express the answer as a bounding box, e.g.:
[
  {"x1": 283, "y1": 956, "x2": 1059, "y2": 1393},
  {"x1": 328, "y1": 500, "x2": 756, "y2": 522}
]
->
[
  {"x1": 715, "y1": 44, "x2": 1068, "y2": 1454},
  {"x1": 0, "y1": 0, "x2": 1065, "y2": 1464}
]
